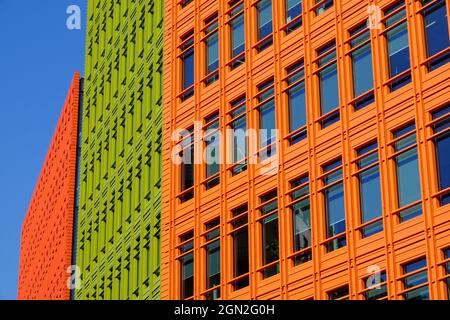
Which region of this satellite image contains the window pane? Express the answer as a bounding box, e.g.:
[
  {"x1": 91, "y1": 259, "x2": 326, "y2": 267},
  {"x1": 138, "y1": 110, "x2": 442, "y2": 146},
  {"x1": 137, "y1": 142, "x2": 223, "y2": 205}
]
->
[
  {"x1": 325, "y1": 182, "x2": 346, "y2": 238},
  {"x1": 257, "y1": 0, "x2": 273, "y2": 51},
  {"x1": 328, "y1": 285, "x2": 348, "y2": 300},
  {"x1": 288, "y1": 80, "x2": 307, "y2": 137},
  {"x1": 402, "y1": 258, "x2": 429, "y2": 300},
  {"x1": 181, "y1": 252, "x2": 194, "y2": 299},
  {"x1": 386, "y1": 23, "x2": 410, "y2": 77},
  {"x1": 259, "y1": 100, "x2": 276, "y2": 160},
  {"x1": 435, "y1": 135, "x2": 450, "y2": 204},
  {"x1": 352, "y1": 44, "x2": 374, "y2": 98},
  {"x1": 359, "y1": 166, "x2": 383, "y2": 236},
  {"x1": 316, "y1": 0, "x2": 333, "y2": 15},
  {"x1": 293, "y1": 199, "x2": 311, "y2": 249},
  {"x1": 319, "y1": 64, "x2": 339, "y2": 116},
  {"x1": 286, "y1": 0, "x2": 302, "y2": 22},
  {"x1": 182, "y1": 49, "x2": 194, "y2": 89},
  {"x1": 262, "y1": 213, "x2": 279, "y2": 278},
  {"x1": 206, "y1": 241, "x2": 220, "y2": 298},
  {"x1": 395, "y1": 148, "x2": 421, "y2": 207},
  {"x1": 423, "y1": 0, "x2": 450, "y2": 70},
  {"x1": 231, "y1": 14, "x2": 245, "y2": 57},
  {"x1": 258, "y1": 0, "x2": 273, "y2": 39},
  {"x1": 206, "y1": 32, "x2": 219, "y2": 74}
]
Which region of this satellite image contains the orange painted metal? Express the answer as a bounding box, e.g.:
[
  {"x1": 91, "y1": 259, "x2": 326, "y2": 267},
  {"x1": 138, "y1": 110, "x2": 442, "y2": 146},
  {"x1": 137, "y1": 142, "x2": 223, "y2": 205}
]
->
[
  {"x1": 162, "y1": 0, "x2": 450, "y2": 300},
  {"x1": 17, "y1": 73, "x2": 81, "y2": 300}
]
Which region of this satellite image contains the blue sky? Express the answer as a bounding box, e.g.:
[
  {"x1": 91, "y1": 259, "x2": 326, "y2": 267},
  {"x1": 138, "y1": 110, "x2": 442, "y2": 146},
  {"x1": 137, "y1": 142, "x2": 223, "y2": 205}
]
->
[{"x1": 0, "y1": 0, "x2": 87, "y2": 300}]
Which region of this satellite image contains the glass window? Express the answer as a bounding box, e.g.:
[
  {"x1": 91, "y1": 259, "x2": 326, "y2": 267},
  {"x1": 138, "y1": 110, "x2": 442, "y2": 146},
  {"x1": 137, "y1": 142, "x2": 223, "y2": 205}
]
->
[
  {"x1": 285, "y1": 0, "x2": 303, "y2": 33},
  {"x1": 328, "y1": 285, "x2": 349, "y2": 300},
  {"x1": 316, "y1": 41, "x2": 340, "y2": 128},
  {"x1": 260, "y1": 190, "x2": 279, "y2": 278},
  {"x1": 179, "y1": 128, "x2": 194, "y2": 203},
  {"x1": 257, "y1": 79, "x2": 276, "y2": 160},
  {"x1": 421, "y1": 0, "x2": 450, "y2": 71},
  {"x1": 321, "y1": 159, "x2": 346, "y2": 252},
  {"x1": 285, "y1": 61, "x2": 307, "y2": 144},
  {"x1": 444, "y1": 248, "x2": 450, "y2": 299},
  {"x1": 401, "y1": 258, "x2": 429, "y2": 300},
  {"x1": 349, "y1": 22, "x2": 375, "y2": 110},
  {"x1": 181, "y1": 0, "x2": 193, "y2": 8},
  {"x1": 289, "y1": 175, "x2": 312, "y2": 266},
  {"x1": 204, "y1": 14, "x2": 219, "y2": 85},
  {"x1": 230, "y1": 204, "x2": 250, "y2": 290},
  {"x1": 179, "y1": 231, "x2": 194, "y2": 299},
  {"x1": 229, "y1": 0, "x2": 246, "y2": 69},
  {"x1": 392, "y1": 123, "x2": 422, "y2": 222},
  {"x1": 203, "y1": 219, "x2": 221, "y2": 300},
  {"x1": 384, "y1": 1, "x2": 412, "y2": 91},
  {"x1": 363, "y1": 271, "x2": 388, "y2": 300},
  {"x1": 431, "y1": 105, "x2": 450, "y2": 206},
  {"x1": 315, "y1": 0, "x2": 333, "y2": 15},
  {"x1": 356, "y1": 142, "x2": 383, "y2": 237},
  {"x1": 180, "y1": 31, "x2": 195, "y2": 101},
  {"x1": 204, "y1": 113, "x2": 220, "y2": 190},
  {"x1": 256, "y1": 0, "x2": 273, "y2": 52},
  {"x1": 229, "y1": 96, "x2": 247, "y2": 175}
]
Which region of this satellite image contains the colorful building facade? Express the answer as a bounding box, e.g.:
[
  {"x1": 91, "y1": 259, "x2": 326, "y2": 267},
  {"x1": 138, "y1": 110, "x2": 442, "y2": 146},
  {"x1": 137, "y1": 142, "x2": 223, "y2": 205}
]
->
[
  {"x1": 72, "y1": 0, "x2": 164, "y2": 300},
  {"x1": 18, "y1": 73, "x2": 82, "y2": 300},
  {"x1": 18, "y1": 0, "x2": 450, "y2": 301},
  {"x1": 161, "y1": 0, "x2": 450, "y2": 300}
]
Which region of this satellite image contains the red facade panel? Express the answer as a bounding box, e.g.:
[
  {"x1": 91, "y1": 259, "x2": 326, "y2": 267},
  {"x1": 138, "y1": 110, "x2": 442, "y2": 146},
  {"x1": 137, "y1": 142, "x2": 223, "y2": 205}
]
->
[{"x1": 17, "y1": 73, "x2": 81, "y2": 300}]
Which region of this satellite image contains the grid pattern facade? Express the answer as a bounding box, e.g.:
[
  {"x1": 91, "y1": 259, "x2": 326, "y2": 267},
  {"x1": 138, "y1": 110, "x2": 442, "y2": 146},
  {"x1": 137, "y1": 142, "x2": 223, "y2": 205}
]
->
[
  {"x1": 161, "y1": 0, "x2": 450, "y2": 300},
  {"x1": 18, "y1": 73, "x2": 81, "y2": 300},
  {"x1": 74, "y1": 0, "x2": 164, "y2": 300}
]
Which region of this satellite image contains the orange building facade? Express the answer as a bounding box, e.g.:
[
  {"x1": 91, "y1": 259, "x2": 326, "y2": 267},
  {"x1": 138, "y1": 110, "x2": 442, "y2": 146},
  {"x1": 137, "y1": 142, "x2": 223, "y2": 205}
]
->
[
  {"x1": 161, "y1": 0, "x2": 450, "y2": 300},
  {"x1": 18, "y1": 73, "x2": 82, "y2": 300}
]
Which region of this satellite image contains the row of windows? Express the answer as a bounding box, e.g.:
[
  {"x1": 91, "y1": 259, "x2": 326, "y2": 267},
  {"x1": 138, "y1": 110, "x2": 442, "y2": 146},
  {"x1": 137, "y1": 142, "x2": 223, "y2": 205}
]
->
[
  {"x1": 176, "y1": 103, "x2": 450, "y2": 298},
  {"x1": 179, "y1": 0, "x2": 449, "y2": 108},
  {"x1": 330, "y1": 251, "x2": 450, "y2": 300},
  {"x1": 178, "y1": 91, "x2": 449, "y2": 217},
  {"x1": 179, "y1": 218, "x2": 450, "y2": 300}
]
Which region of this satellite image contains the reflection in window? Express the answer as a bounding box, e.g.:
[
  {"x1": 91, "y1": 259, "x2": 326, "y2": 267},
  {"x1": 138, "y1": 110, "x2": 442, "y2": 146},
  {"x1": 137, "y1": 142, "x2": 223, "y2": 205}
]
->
[
  {"x1": 203, "y1": 219, "x2": 221, "y2": 300},
  {"x1": 289, "y1": 175, "x2": 312, "y2": 266},
  {"x1": 363, "y1": 271, "x2": 388, "y2": 300},
  {"x1": 421, "y1": 0, "x2": 450, "y2": 71},
  {"x1": 229, "y1": 96, "x2": 247, "y2": 175},
  {"x1": 203, "y1": 14, "x2": 219, "y2": 85},
  {"x1": 204, "y1": 113, "x2": 220, "y2": 190},
  {"x1": 392, "y1": 123, "x2": 422, "y2": 222},
  {"x1": 256, "y1": 0, "x2": 273, "y2": 52},
  {"x1": 178, "y1": 231, "x2": 194, "y2": 299},
  {"x1": 285, "y1": 61, "x2": 307, "y2": 144},
  {"x1": 401, "y1": 258, "x2": 429, "y2": 300},
  {"x1": 284, "y1": 0, "x2": 302, "y2": 33},
  {"x1": 179, "y1": 128, "x2": 194, "y2": 203},
  {"x1": 315, "y1": 0, "x2": 333, "y2": 16},
  {"x1": 316, "y1": 41, "x2": 340, "y2": 128},
  {"x1": 384, "y1": 1, "x2": 411, "y2": 91},
  {"x1": 180, "y1": 31, "x2": 195, "y2": 101},
  {"x1": 349, "y1": 22, "x2": 375, "y2": 110},
  {"x1": 229, "y1": 0, "x2": 246, "y2": 69},
  {"x1": 257, "y1": 79, "x2": 276, "y2": 160},
  {"x1": 356, "y1": 142, "x2": 383, "y2": 237},
  {"x1": 328, "y1": 285, "x2": 349, "y2": 300},
  {"x1": 443, "y1": 248, "x2": 450, "y2": 299},
  {"x1": 259, "y1": 190, "x2": 279, "y2": 279},
  {"x1": 321, "y1": 159, "x2": 346, "y2": 252},
  {"x1": 431, "y1": 105, "x2": 450, "y2": 206},
  {"x1": 230, "y1": 204, "x2": 250, "y2": 290}
]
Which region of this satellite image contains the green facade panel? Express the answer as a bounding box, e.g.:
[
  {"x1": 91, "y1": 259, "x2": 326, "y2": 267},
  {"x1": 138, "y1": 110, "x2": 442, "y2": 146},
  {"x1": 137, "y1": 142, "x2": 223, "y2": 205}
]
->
[{"x1": 74, "y1": 0, "x2": 164, "y2": 300}]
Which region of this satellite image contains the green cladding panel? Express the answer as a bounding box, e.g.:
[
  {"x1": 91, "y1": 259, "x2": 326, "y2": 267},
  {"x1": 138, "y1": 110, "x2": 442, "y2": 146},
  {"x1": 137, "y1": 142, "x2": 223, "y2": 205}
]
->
[{"x1": 74, "y1": 0, "x2": 164, "y2": 300}]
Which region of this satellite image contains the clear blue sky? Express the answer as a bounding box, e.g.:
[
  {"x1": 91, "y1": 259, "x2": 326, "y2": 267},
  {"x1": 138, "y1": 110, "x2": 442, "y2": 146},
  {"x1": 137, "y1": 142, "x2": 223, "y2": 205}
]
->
[{"x1": 0, "y1": 0, "x2": 87, "y2": 300}]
